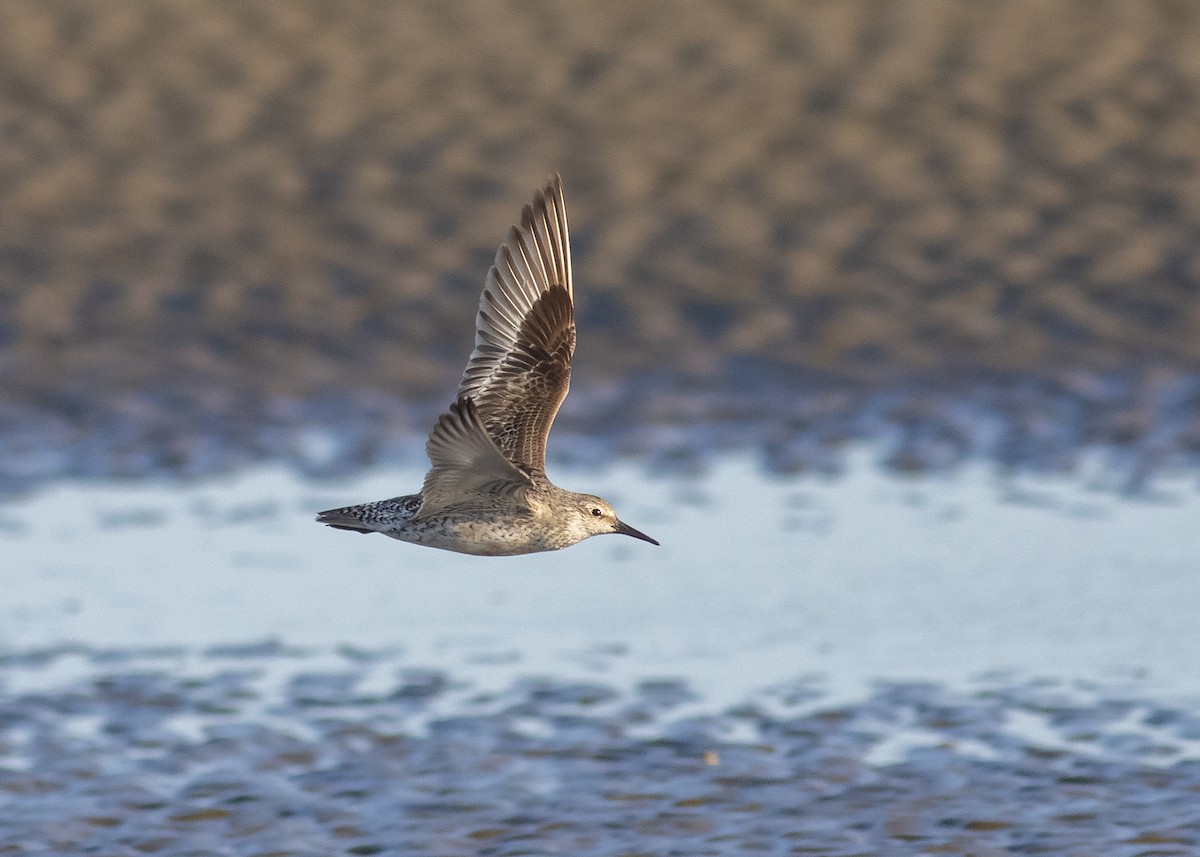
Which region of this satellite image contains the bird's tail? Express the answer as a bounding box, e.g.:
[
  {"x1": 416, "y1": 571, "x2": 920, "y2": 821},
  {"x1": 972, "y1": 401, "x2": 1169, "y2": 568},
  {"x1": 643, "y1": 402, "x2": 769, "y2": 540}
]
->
[{"x1": 316, "y1": 495, "x2": 422, "y2": 534}]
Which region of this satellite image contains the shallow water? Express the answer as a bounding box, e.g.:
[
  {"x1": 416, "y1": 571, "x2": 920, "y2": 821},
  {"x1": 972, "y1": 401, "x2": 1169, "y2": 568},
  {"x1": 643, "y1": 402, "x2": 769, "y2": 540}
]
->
[
  {"x1": 2, "y1": 453, "x2": 1198, "y2": 854},
  {"x1": 6, "y1": 451, "x2": 1200, "y2": 695}
]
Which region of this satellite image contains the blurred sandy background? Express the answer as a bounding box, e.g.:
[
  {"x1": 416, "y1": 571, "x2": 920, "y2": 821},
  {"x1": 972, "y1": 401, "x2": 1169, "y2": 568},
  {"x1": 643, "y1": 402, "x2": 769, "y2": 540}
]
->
[{"x1": 2, "y1": 0, "x2": 1199, "y2": 483}]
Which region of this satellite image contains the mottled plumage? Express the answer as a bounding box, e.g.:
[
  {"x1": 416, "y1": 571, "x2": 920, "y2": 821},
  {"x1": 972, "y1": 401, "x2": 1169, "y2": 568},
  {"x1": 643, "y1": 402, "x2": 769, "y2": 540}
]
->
[{"x1": 317, "y1": 175, "x2": 658, "y2": 556}]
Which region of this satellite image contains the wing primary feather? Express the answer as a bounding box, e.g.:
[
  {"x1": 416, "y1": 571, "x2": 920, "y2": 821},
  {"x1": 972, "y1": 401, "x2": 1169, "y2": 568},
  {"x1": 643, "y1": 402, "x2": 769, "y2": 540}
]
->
[
  {"x1": 454, "y1": 176, "x2": 577, "y2": 472},
  {"x1": 523, "y1": 202, "x2": 555, "y2": 291},
  {"x1": 551, "y1": 176, "x2": 572, "y2": 295},
  {"x1": 509, "y1": 227, "x2": 541, "y2": 305},
  {"x1": 481, "y1": 285, "x2": 521, "y2": 331},
  {"x1": 531, "y1": 208, "x2": 556, "y2": 286}
]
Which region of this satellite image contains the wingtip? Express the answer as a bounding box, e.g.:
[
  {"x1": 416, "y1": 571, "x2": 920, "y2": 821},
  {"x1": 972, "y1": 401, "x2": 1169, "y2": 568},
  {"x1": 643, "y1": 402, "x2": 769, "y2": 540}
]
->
[{"x1": 534, "y1": 173, "x2": 564, "y2": 209}]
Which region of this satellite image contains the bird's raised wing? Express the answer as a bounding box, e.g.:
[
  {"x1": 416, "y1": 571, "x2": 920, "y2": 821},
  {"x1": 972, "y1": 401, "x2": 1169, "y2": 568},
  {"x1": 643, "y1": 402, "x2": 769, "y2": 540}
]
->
[
  {"x1": 456, "y1": 175, "x2": 575, "y2": 474},
  {"x1": 417, "y1": 397, "x2": 532, "y2": 517}
]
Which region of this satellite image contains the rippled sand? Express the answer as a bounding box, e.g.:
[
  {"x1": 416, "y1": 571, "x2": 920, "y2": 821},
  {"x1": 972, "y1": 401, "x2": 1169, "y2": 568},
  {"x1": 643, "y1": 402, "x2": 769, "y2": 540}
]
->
[
  {"x1": 4, "y1": 1, "x2": 1199, "y2": 374},
  {"x1": 2, "y1": 2, "x2": 1200, "y2": 493}
]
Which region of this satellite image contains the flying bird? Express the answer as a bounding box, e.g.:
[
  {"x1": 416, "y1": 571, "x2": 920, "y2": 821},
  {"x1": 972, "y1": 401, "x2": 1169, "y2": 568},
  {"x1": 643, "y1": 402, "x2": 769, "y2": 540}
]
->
[{"x1": 317, "y1": 175, "x2": 659, "y2": 555}]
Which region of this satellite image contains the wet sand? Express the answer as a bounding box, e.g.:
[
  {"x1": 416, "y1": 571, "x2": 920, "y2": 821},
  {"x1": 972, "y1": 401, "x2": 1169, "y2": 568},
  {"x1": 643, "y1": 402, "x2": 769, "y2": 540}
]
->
[
  {"x1": 2, "y1": 2, "x2": 1200, "y2": 494},
  {"x1": 2, "y1": 648, "x2": 1197, "y2": 856}
]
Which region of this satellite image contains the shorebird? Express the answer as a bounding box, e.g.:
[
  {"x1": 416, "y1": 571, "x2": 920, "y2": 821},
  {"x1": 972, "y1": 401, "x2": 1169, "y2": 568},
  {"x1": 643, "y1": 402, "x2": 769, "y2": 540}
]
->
[{"x1": 317, "y1": 175, "x2": 659, "y2": 555}]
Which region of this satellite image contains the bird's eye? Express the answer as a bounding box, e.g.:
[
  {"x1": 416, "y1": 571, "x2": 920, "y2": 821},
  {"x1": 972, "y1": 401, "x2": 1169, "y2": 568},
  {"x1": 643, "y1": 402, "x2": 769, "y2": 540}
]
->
[{"x1": 591, "y1": 508, "x2": 603, "y2": 517}]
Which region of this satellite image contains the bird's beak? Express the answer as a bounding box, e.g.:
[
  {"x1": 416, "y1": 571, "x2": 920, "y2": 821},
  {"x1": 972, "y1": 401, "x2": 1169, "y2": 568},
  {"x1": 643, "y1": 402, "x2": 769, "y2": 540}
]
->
[{"x1": 613, "y1": 519, "x2": 660, "y2": 546}]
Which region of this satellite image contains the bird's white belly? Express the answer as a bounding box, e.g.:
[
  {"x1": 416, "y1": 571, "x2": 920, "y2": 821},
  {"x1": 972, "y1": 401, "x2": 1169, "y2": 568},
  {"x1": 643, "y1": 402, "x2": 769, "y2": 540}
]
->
[{"x1": 388, "y1": 516, "x2": 558, "y2": 556}]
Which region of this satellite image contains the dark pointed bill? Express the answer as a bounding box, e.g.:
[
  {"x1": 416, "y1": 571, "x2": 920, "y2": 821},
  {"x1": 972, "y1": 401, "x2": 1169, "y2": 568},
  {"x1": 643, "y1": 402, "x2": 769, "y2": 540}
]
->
[{"x1": 613, "y1": 519, "x2": 660, "y2": 546}]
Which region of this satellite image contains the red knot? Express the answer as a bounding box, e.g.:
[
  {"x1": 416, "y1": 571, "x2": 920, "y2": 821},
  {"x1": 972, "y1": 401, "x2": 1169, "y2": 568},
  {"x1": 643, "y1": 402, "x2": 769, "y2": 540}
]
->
[{"x1": 317, "y1": 175, "x2": 659, "y2": 555}]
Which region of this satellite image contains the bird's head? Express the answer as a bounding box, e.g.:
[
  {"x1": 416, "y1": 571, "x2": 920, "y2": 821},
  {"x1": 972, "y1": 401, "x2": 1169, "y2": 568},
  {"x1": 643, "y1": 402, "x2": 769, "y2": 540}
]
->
[{"x1": 568, "y1": 493, "x2": 660, "y2": 546}]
